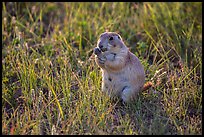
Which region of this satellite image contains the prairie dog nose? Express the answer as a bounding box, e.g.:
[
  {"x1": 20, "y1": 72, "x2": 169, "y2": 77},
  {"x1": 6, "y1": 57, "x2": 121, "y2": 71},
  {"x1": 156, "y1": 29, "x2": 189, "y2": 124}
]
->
[{"x1": 98, "y1": 41, "x2": 107, "y2": 52}]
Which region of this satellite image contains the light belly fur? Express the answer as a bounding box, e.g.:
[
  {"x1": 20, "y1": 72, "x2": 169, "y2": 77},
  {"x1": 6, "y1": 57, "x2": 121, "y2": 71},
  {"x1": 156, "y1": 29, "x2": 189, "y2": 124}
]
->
[{"x1": 101, "y1": 64, "x2": 145, "y2": 98}]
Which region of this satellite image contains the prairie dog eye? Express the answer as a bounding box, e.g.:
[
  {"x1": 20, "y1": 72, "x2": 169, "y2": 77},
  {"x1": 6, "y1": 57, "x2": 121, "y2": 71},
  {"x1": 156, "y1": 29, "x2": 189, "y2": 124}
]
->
[
  {"x1": 109, "y1": 37, "x2": 113, "y2": 41},
  {"x1": 117, "y1": 36, "x2": 121, "y2": 40}
]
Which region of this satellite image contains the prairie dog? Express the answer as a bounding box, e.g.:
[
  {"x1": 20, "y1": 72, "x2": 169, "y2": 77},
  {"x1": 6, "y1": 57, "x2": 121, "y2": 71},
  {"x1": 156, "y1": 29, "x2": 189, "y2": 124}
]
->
[{"x1": 94, "y1": 32, "x2": 150, "y2": 103}]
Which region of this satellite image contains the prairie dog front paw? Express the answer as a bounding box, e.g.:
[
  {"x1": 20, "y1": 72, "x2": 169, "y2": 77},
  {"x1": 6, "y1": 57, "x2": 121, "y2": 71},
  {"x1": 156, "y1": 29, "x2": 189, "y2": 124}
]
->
[
  {"x1": 94, "y1": 47, "x2": 107, "y2": 64},
  {"x1": 94, "y1": 47, "x2": 102, "y2": 56}
]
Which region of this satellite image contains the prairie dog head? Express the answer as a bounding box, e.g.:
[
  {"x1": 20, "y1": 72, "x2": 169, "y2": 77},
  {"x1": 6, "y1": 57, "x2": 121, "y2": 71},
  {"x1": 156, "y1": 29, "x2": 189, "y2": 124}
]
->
[{"x1": 96, "y1": 32, "x2": 128, "y2": 54}]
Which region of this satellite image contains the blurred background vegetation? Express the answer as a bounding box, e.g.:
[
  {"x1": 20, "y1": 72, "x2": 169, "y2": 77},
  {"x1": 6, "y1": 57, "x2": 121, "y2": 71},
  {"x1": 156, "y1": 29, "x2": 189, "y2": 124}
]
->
[{"x1": 2, "y1": 2, "x2": 202, "y2": 135}]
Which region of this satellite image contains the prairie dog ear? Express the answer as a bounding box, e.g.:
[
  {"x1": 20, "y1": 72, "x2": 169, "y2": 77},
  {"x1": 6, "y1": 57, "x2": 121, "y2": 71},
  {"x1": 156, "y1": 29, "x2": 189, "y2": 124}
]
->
[{"x1": 99, "y1": 32, "x2": 108, "y2": 38}]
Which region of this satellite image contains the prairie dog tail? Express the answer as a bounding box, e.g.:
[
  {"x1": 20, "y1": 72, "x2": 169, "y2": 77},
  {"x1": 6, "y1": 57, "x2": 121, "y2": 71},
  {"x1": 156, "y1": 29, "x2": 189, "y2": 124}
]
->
[{"x1": 142, "y1": 81, "x2": 153, "y2": 91}]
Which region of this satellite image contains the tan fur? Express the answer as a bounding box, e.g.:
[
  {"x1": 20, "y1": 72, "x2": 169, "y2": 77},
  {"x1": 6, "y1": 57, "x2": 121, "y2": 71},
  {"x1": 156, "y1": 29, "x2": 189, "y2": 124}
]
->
[{"x1": 94, "y1": 32, "x2": 149, "y2": 102}]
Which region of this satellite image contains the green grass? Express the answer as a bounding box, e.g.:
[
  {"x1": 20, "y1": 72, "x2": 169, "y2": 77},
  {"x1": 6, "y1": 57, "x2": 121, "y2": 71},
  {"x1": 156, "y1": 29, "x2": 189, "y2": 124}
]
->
[{"x1": 2, "y1": 2, "x2": 202, "y2": 135}]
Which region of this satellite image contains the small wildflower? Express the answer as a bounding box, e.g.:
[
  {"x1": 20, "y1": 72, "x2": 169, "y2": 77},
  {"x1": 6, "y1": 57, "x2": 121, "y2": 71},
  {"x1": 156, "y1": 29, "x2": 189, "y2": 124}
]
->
[{"x1": 153, "y1": 90, "x2": 157, "y2": 94}]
